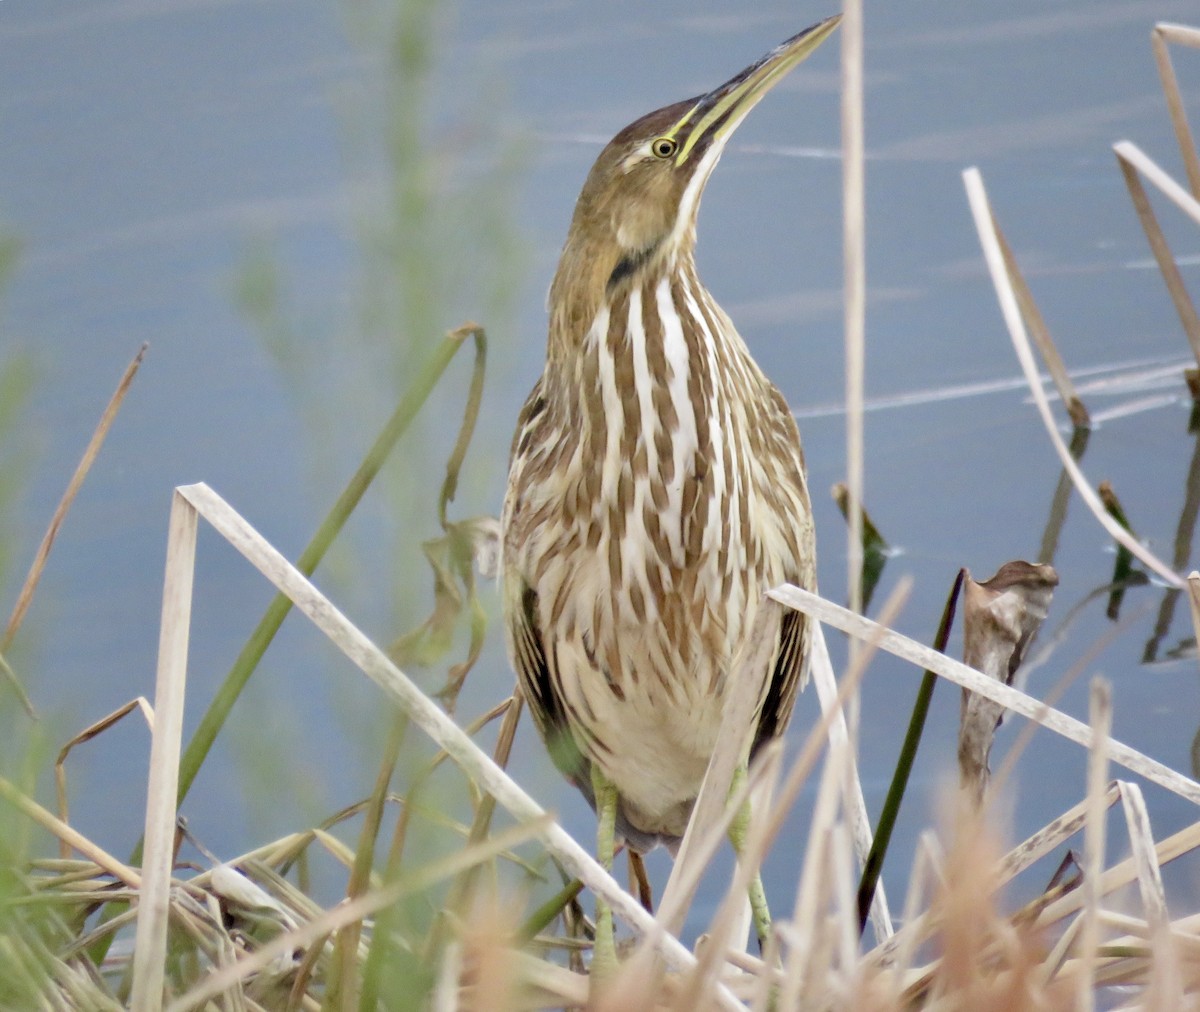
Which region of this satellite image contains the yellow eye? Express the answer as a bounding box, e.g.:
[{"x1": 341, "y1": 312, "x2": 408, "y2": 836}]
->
[{"x1": 650, "y1": 137, "x2": 678, "y2": 159}]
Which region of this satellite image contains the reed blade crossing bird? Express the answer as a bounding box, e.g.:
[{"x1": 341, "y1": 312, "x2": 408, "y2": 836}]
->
[{"x1": 501, "y1": 16, "x2": 838, "y2": 967}]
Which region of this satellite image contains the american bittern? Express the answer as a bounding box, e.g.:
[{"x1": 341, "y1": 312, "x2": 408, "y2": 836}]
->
[{"x1": 502, "y1": 17, "x2": 837, "y2": 966}]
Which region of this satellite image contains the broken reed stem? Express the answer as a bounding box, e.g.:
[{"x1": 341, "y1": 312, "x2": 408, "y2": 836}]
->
[
  {"x1": 659, "y1": 600, "x2": 783, "y2": 936},
  {"x1": 991, "y1": 218, "x2": 1089, "y2": 428},
  {"x1": 809, "y1": 592, "x2": 898, "y2": 941},
  {"x1": 963, "y1": 166, "x2": 1186, "y2": 591},
  {"x1": 2, "y1": 343, "x2": 146, "y2": 657},
  {"x1": 615, "y1": 585, "x2": 906, "y2": 999},
  {"x1": 1113, "y1": 143, "x2": 1200, "y2": 370},
  {"x1": 55, "y1": 697, "x2": 154, "y2": 860},
  {"x1": 857, "y1": 568, "x2": 964, "y2": 934},
  {"x1": 1152, "y1": 23, "x2": 1200, "y2": 199}
]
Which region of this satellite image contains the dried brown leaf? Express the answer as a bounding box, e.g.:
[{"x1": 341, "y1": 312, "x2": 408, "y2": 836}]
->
[{"x1": 959, "y1": 561, "x2": 1059, "y2": 803}]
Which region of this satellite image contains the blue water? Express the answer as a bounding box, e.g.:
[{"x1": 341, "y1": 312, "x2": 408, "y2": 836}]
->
[{"x1": 3, "y1": 0, "x2": 1200, "y2": 942}]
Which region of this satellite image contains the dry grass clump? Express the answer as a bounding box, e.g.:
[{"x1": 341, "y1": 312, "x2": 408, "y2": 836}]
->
[{"x1": 9, "y1": 480, "x2": 1200, "y2": 1010}]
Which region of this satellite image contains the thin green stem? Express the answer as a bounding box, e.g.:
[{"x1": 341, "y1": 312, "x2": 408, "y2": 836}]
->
[
  {"x1": 857, "y1": 567, "x2": 965, "y2": 936},
  {"x1": 518, "y1": 878, "x2": 585, "y2": 943}
]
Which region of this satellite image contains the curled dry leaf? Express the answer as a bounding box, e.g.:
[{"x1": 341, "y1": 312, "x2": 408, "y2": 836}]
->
[
  {"x1": 959, "y1": 560, "x2": 1059, "y2": 803},
  {"x1": 388, "y1": 515, "x2": 501, "y2": 712}
]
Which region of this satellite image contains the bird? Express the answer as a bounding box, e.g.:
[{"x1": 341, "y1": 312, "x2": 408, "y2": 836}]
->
[{"x1": 501, "y1": 16, "x2": 837, "y2": 968}]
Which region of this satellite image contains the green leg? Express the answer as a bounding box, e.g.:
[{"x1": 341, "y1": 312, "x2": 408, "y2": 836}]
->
[
  {"x1": 591, "y1": 764, "x2": 619, "y2": 976},
  {"x1": 729, "y1": 763, "x2": 772, "y2": 952}
]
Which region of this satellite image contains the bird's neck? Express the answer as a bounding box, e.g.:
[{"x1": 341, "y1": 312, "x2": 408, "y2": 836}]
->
[{"x1": 547, "y1": 232, "x2": 701, "y2": 365}]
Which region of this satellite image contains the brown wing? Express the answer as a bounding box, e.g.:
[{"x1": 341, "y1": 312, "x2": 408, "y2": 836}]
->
[
  {"x1": 507, "y1": 579, "x2": 588, "y2": 787},
  {"x1": 749, "y1": 607, "x2": 809, "y2": 760},
  {"x1": 749, "y1": 383, "x2": 814, "y2": 760}
]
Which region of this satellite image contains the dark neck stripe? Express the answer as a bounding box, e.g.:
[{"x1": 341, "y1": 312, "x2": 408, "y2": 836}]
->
[{"x1": 607, "y1": 240, "x2": 661, "y2": 292}]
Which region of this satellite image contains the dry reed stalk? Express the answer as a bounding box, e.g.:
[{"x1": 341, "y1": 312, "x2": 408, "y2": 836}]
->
[
  {"x1": 166, "y1": 816, "x2": 553, "y2": 1012},
  {"x1": 886, "y1": 830, "x2": 945, "y2": 990},
  {"x1": 769, "y1": 584, "x2": 1200, "y2": 804},
  {"x1": 991, "y1": 598, "x2": 1136, "y2": 804},
  {"x1": 781, "y1": 734, "x2": 850, "y2": 1007},
  {"x1": 1113, "y1": 142, "x2": 1200, "y2": 229},
  {"x1": 1118, "y1": 783, "x2": 1170, "y2": 937},
  {"x1": 809, "y1": 590, "x2": 901, "y2": 941},
  {"x1": 998, "y1": 785, "x2": 1118, "y2": 887},
  {"x1": 597, "y1": 745, "x2": 780, "y2": 1010},
  {"x1": 841, "y1": 0, "x2": 866, "y2": 630},
  {"x1": 1113, "y1": 142, "x2": 1200, "y2": 369},
  {"x1": 1151, "y1": 23, "x2": 1200, "y2": 199},
  {"x1": 2, "y1": 344, "x2": 147, "y2": 665},
  {"x1": 54, "y1": 697, "x2": 154, "y2": 860},
  {"x1": 1038, "y1": 818, "x2": 1200, "y2": 929},
  {"x1": 130, "y1": 489, "x2": 197, "y2": 1012},
  {"x1": 1076, "y1": 680, "x2": 1112, "y2": 1011},
  {"x1": 0, "y1": 776, "x2": 140, "y2": 889},
  {"x1": 962, "y1": 166, "x2": 1186, "y2": 591},
  {"x1": 668, "y1": 743, "x2": 787, "y2": 1010},
  {"x1": 991, "y1": 219, "x2": 1089, "y2": 427}
]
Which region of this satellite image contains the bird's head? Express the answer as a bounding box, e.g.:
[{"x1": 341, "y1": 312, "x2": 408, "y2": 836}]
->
[{"x1": 549, "y1": 15, "x2": 840, "y2": 343}]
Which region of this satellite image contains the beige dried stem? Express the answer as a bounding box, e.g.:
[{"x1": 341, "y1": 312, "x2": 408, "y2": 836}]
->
[
  {"x1": 991, "y1": 222, "x2": 1089, "y2": 427},
  {"x1": 1113, "y1": 141, "x2": 1200, "y2": 380},
  {"x1": 130, "y1": 488, "x2": 197, "y2": 1012},
  {"x1": 842, "y1": 0, "x2": 866, "y2": 628},
  {"x1": 2, "y1": 344, "x2": 147, "y2": 661},
  {"x1": 658, "y1": 599, "x2": 786, "y2": 937},
  {"x1": 0, "y1": 345, "x2": 148, "y2": 718},
  {"x1": 1076, "y1": 679, "x2": 1112, "y2": 1012},
  {"x1": 717, "y1": 585, "x2": 909, "y2": 994},
  {"x1": 809, "y1": 595, "x2": 896, "y2": 941},
  {"x1": 54, "y1": 697, "x2": 154, "y2": 860},
  {"x1": 876, "y1": 779, "x2": 1194, "y2": 1003},
  {"x1": 963, "y1": 166, "x2": 1186, "y2": 593},
  {"x1": 1151, "y1": 23, "x2": 1200, "y2": 199},
  {"x1": 957, "y1": 561, "x2": 1058, "y2": 805},
  {"x1": 767, "y1": 584, "x2": 1200, "y2": 805},
  {"x1": 0, "y1": 774, "x2": 140, "y2": 889}
]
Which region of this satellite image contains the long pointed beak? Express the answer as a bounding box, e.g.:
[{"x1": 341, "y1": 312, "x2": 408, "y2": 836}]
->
[{"x1": 673, "y1": 15, "x2": 841, "y2": 165}]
